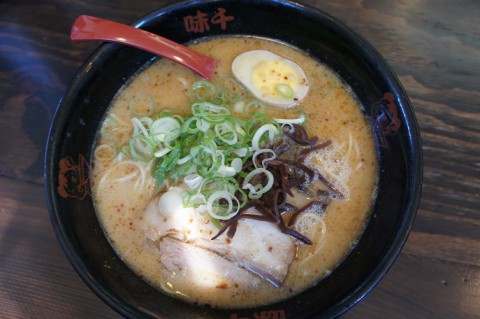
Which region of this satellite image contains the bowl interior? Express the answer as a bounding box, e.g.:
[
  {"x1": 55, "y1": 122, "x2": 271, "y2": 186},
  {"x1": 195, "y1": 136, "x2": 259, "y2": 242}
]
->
[{"x1": 45, "y1": 0, "x2": 422, "y2": 318}]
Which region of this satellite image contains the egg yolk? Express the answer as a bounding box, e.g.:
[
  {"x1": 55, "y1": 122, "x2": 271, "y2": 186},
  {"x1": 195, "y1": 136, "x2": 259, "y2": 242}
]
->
[{"x1": 251, "y1": 60, "x2": 299, "y2": 100}]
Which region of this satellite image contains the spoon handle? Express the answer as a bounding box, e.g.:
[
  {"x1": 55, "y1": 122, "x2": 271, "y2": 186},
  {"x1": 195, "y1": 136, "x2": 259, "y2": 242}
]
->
[{"x1": 71, "y1": 15, "x2": 216, "y2": 80}]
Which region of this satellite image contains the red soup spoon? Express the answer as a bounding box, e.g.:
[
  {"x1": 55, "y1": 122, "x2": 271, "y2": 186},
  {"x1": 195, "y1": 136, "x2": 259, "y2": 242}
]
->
[{"x1": 70, "y1": 15, "x2": 217, "y2": 80}]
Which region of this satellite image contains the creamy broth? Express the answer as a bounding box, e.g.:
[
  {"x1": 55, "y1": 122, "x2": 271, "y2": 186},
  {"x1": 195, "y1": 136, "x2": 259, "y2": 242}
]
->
[{"x1": 91, "y1": 36, "x2": 378, "y2": 308}]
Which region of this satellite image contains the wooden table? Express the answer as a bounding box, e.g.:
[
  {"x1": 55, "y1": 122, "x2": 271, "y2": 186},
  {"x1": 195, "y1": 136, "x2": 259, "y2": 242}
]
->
[{"x1": 1, "y1": 0, "x2": 479, "y2": 318}]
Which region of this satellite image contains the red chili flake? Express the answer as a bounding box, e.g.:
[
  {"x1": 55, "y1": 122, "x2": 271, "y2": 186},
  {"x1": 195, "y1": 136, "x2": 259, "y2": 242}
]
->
[{"x1": 216, "y1": 283, "x2": 228, "y2": 289}]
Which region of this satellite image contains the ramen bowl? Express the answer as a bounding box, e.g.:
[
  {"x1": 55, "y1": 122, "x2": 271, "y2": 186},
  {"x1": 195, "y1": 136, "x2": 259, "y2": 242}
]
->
[{"x1": 44, "y1": 0, "x2": 422, "y2": 318}]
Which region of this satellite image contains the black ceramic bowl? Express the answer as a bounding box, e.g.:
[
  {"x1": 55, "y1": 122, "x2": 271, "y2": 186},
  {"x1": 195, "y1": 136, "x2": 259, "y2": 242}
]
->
[{"x1": 45, "y1": 0, "x2": 422, "y2": 318}]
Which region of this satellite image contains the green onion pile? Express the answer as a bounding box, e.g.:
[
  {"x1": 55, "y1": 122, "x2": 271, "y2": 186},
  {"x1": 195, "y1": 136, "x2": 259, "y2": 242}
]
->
[{"x1": 121, "y1": 80, "x2": 305, "y2": 221}]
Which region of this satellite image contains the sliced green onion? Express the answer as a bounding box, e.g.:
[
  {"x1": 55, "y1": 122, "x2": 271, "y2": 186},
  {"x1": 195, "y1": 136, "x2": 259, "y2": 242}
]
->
[
  {"x1": 274, "y1": 112, "x2": 306, "y2": 125},
  {"x1": 251, "y1": 124, "x2": 279, "y2": 150},
  {"x1": 196, "y1": 119, "x2": 211, "y2": 132},
  {"x1": 94, "y1": 144, "x2": 116, "y2": 161},
  {"x1": 235, "y1": 123, "x2": 247, "y2": 136},
  {"x1": 192, "y1": 102, "x2": 231, "y2": 123},
  {"x1": 177, "y1": 154, "x2": 192, "y2": 165},
  {"x1": 129, "y1": 135, "x2": 155, "y2": 162},
  {"x1": 131, "y1": 117, "x2": 150, "y2": 138},
  {"x1": 169, "y1": 159, "x2": 195, "y2": 180},
  {"x1": 184, "y1": 173, "x2": 203, "y2": 190},
  {"x1": 233, "y1": 147, "x2": 252, "y2": 158},
  {"x1": 244, "y1": 100, "x2": 265, "y2": 116},
  {"x1": 245, "y1": 113, "x2": 278, "y2": 138},
  {"x1": 252, "y1": 149, "x2": 276, "y2": 168},
  {"x1": 152, "y1": 146, "x2": 181, "y2": 180},
  {"x1": 150, "y1": 117, "x2": 181, "y2": 143},
  {"x1": 214, "y1": 122, "x2": 238, "y2": 146},
  {"x1": 193, "y1": 80, "x2": 217, "y2": 101},
  {"x1": 242, "y1": 168, "x2": 274, "y2": 199},
  {"x1": 231, "y1": 158, "x2": 243, "y2": 173},
  {"x1": 185, "y1": 192, "x2": 207, "y2": 208},
  {"x1": 139, "y1": 116, "x2": 153, "y2": 128},
  {"x1": 181, "y1": 117, "x2": 198, "y2": 134},
  {"x1": 275, "y1": 84, "x2": 294, "y2": 99},
  {"x1": 197, "y1": 147, "x2": 222, "y2": 178},
  {"x1": 217, "y1": 165, "x2": 237, "y2": 177},
  {"x1": 154, "y1": 147, "x2": 170, "y2": 158},
  {"x1": 206, "y1": 190, "x2": 240, "y2": 220}
]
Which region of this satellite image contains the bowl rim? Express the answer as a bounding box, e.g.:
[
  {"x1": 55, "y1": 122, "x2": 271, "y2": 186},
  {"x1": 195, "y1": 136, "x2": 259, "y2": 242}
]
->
[{"x1": 44, "y1": 0, "x2": 423, "y2": 318}]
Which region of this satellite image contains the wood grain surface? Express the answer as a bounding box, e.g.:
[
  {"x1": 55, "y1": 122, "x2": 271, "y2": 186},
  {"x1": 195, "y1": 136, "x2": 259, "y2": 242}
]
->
[{"x1": 1, "y1": 0, "x2": 479, "y2": 318}]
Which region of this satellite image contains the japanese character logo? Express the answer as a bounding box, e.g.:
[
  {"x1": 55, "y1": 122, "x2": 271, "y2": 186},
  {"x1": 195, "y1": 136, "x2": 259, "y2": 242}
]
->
[
  {"x1": 184, "y1": 7, "x2": 234, "y2": 33},
  {"x1": 371, "y1": 92, "x2": 401, "y2": 148},
  {"x1": 57, "y1": 154, "x2": 91, "y2": 200},
  {"x1": 230, "y1": 309, "x2": 287, "y2": 319}
]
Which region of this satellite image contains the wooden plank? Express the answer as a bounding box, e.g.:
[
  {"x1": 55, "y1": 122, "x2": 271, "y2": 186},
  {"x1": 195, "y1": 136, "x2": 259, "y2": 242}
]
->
[
  {"x1": 345, "y1": 253, "x2": 480, "y2": 319},
  {"x1": 0, "y1": 177, "x2": 119, "y2": 318}
]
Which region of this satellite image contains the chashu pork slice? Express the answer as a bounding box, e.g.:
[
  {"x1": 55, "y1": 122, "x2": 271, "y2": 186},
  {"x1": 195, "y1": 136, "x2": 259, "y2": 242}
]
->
[
  {"x1": 158, "y1": 235, "x2": 260, "y2": 289},
  {"x1": 144, "y1": 187, "x2": 296, "y2": 287},
  {"x1": 200, "y1": 218, "x2": 295, "y2": 287}
]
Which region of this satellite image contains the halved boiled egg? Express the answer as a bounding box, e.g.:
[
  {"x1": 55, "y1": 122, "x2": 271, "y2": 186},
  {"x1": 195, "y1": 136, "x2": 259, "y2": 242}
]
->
[{"x1": 232, "y1": 50, "x2": 309, "y2": 108}]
